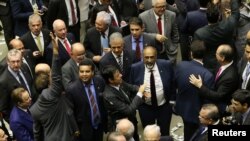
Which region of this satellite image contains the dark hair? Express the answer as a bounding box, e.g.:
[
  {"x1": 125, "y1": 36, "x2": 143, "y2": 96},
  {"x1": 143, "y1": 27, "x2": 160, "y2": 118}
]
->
[
  {"x1": 190, "y1": 40, "x2": 206, "y2": 59},
  {"x1": 11, "y1": 87, "x2": 27, "y2": 105},
  {"x1": 218, "y1": 44, "x2": 234, "y2": 62},
  {"x1": 202, "y1": 104, "x2": 220, "y2": 122},
  {"x1": 129, "y1": 17, "x2": 143, "y2": 28},
  {"x1": 79, "y1": 59, "x2": 95, "y2": 71},
  {"x1": 206, "y1": 2, "x2": 220, "y2": 23},
  {"x1": 232, "y1": 89, "x2": 250, "y2": 107},
  {"x1": 199, "y1": 0, "x2": 209, "y2": 8},
  {"x1": 101, "y1": 65, "x2": 119, "y2": 83}
]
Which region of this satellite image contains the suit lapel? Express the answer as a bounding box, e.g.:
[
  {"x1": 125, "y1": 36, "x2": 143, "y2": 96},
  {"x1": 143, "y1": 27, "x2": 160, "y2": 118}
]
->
[
  {"x1": 149, "y1": 10, "x2": 158, "y2": 32},
  {"x1": 163, "y1": 12, "x2": 169, "y2": 35}
]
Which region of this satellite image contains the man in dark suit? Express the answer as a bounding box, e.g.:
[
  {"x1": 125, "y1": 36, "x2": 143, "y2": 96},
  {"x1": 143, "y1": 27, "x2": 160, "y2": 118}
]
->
[
  {"x1": 20, "y1": 14, "x2": 51, "y2": 64},
  {"x1": 130, "y1": 46, "x2": 175, "y2": 135},
  {"x1": 10, "y1": 0, "x2": 43, "y2": 37},
  {"x1": 193, "y1": 0, "x2": 240, "y2": 74},
  {"x1": 0, "y1": 0, "x2": 14, "y2": 48},
  {"x1": 189, "y1": 44, "x2": 239, "y2": 116},
  {"x1": 61, "y1": 42, "x2": 85, "y2": 88},
  {"x1": 229, "y1": 89, "x2": 250, "y2": 125},
  {"x1": 123, "y1": 17, "x2": 166, "y2": 61},
  {"x1": 0, "y1": 49, "x2": 35, "y2": 122},
  {"x1": 30, "y1": 33, "x2": 79, "y2": 141},
  {"x1": 66, "y1": 59, "x2": 106, "y2": 141},
  {"x1": 190, "y1": 104, "x2": 220, "y2": 141},
  {"x1": 10, "y1": 87, "x2": 33, "y2": 141},
  {"x1": 100, "y1": 32, "x2": 135, "y2": 83},
  {"x1": 47, "y1": 0, "x2": 80, "y2": 41},
  {"x1": 101, "y1": 65, "x2": 146, "y2": 141},
  {"x1": 175, "y1": 40, "x2": 214, "y2": 141},
  {"x1": 46, "y1": 19, "x2": 76, "y2": 66},
  {"x1": 9, "y1": 39, "x2": 36, "y2": 78},
  {"x1": 238, "y1": 39, "x2": 250, "y2": 90},
  {"x1": 181, "y1": 0, "x2": 209, "y2": 60},
  {"x1": 139, "y1": 0, "x2": 179, "y2": 62},
  {"x1": 84, "y1": 11, "x2": 121, "y2": 64}
]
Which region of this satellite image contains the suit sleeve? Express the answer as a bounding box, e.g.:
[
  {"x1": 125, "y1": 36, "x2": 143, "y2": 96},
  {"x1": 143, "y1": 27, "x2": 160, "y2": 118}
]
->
[
  {"x1": 33, "y1": 120, "x2": 44, "y2": 141},
  {"x1": 10, "y1": 0, "x2": 33, "y2": 20},
  {"x1": 10, "y1": 121, "x2": 33, "y2": 141}
]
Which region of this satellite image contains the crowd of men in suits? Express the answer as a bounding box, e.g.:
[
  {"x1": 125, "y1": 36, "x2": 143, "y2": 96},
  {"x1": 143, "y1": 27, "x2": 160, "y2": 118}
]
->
[{"x1": 1, "y1": 0, "x2": 250, "y2": 141}]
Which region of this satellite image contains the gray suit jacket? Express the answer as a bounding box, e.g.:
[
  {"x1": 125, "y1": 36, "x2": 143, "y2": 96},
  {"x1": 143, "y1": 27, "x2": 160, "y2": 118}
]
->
[
  {"x1": 62, "y1": 58, "x2": 78, "y2": 89},
  {"x1": 30, "y1": 54, "x2": 78, "y2": 141},
  {"x1": 139, "y1": 9, "x2": 179, "y2": 61}
]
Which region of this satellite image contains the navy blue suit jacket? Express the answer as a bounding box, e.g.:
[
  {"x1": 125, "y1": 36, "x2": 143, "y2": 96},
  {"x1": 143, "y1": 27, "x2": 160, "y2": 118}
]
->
[
  {"x1": 66, "y1": 76, "x2": 107, "y2": 141},
  {"x1": 129, "y1": 59, "x2": 175, "y2": 102},
  {"x1": 10, "y1": 0, "x2": 43, "y2": 36},
  {"x1": 175, "y1": 60, "x2": 214, "y2": 124},
  {"x1": 10, "y1": 106, "x2": 34, "y2": 141}
]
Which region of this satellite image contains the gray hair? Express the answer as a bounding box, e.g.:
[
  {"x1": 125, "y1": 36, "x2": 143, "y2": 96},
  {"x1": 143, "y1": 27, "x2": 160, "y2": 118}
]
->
[
  {"x1": 116, "y1": 119, "x2": 135, "y2": 140},
  {"x1": 29, "y1": 14, "x2": 42, "y2": 24},
  {"x1": 7, "y1": 49, "x2": 22, "y2": 61},
  {"x1": 109, "y1": 32, "x2": 124, "y2": 44},
  {"x1": 143, "y1": 124, "x2": 161, "y2": 138},
  {"x1": 96, "y1": 11, "x2": 111, "y2": 25},
  {"x1": 152, "y1": 0, "x2": 166, "y2": 6}
]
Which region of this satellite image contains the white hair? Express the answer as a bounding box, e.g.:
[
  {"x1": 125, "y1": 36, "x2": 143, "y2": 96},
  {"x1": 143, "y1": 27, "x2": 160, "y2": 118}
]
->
[
  {"x1": 143, "y1": 124, "x2": 161, "y2": 137},
  {"x1": 96, "y1": 11, "x2": 111, "y2": 25}
]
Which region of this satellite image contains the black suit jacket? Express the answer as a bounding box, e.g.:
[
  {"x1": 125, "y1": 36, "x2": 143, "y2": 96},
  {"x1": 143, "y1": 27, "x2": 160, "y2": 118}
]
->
[
  {"x1": 84, "y1": 26, "x2": 121, "y2": 59},
  {"x1": 66, "y1": 76, "x2": 106, "y2": 141},
  {"x1": 20, "y1": 29, "x2": 51, "y2": 63},
  {"x1": 103, "y1": 82, "x2": 142, "y2": 130},
  {"x1": 199, "y1": 64, "x2": 238, "y2": 114},
  {"x1": 99, "y1": 50, "x2": 134, "y2": 82},
  {"x1": 46, "y1": 33, "x2": 75, "y2": 66},
  {"x1": 0, "y1": 0, "x2": 11, "y2": 15},
  {"x1": 118, "y1": 0, "x2": 138, "y2": 22},
  {"x1": 193, "y1": 0, "x2": 240, "y2": 72},
  {"x1": 47, "y1": 0, "x2": 80, "y2": 31},
  {"x1": 0, "y1": 66, "x2": 35, "y2": 121}
]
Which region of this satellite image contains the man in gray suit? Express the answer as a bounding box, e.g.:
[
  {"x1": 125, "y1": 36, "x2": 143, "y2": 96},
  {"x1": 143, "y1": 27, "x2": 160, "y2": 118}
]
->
[
  {"x1": 30, "y1": 33, "x2": 79, "y2": 141},
  {"x1": 62, "y1": 42, "x2": 86, "y2": 89},
  {"x1": 139, "y1": 0, "x2": 179, "y2": 62}
]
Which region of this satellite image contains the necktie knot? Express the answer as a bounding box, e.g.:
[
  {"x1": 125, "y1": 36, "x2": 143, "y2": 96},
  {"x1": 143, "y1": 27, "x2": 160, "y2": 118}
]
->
[{"x1": 100, "y1": 32, "x2": 106, "y2": 38}]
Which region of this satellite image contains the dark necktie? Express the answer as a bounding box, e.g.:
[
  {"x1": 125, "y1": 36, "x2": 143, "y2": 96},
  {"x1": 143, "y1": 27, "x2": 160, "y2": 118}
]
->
[
  {"x1": 150, "y1": 70, "x2": 157, "y2": 107},
  {"x1": 69, "y1": 0, "x2": 77, "y2": 25},
  {"x1": 17, "y1": 71, "x2": 28, "y2": 91},
  {"x1": 87, "y1": 85, "x2": 101, "y2": 128},
  {"x1": 157, "y1": 17, "x2": 162, "y2": 34},
  {"x1": 117, "y1": 55, "x2": 123, "y2": 74},
  {"x1": 135, "y1": 39, "x2": 141, "y2": 61},
  {"x1": 119, "y1": 88, "x2": 130, "y2": 102}
]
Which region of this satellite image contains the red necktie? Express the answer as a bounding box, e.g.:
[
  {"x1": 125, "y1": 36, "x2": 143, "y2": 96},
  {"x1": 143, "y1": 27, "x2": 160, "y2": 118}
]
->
[
  {"x1": 135, "y1": 39, "x2": 141, "y2": 61},
  {"x1": 69, "y1": 0, "x2": 77, "y2": 25},
  {"x1": 157, "y1": 17, "x2": 162, "y2": 34},
  {"x1": 64, "y1": 39, "x2": 71, "y2": 55},
  {"x1": 215, "y1": 67, "x2": 222, "y2": 81}
]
